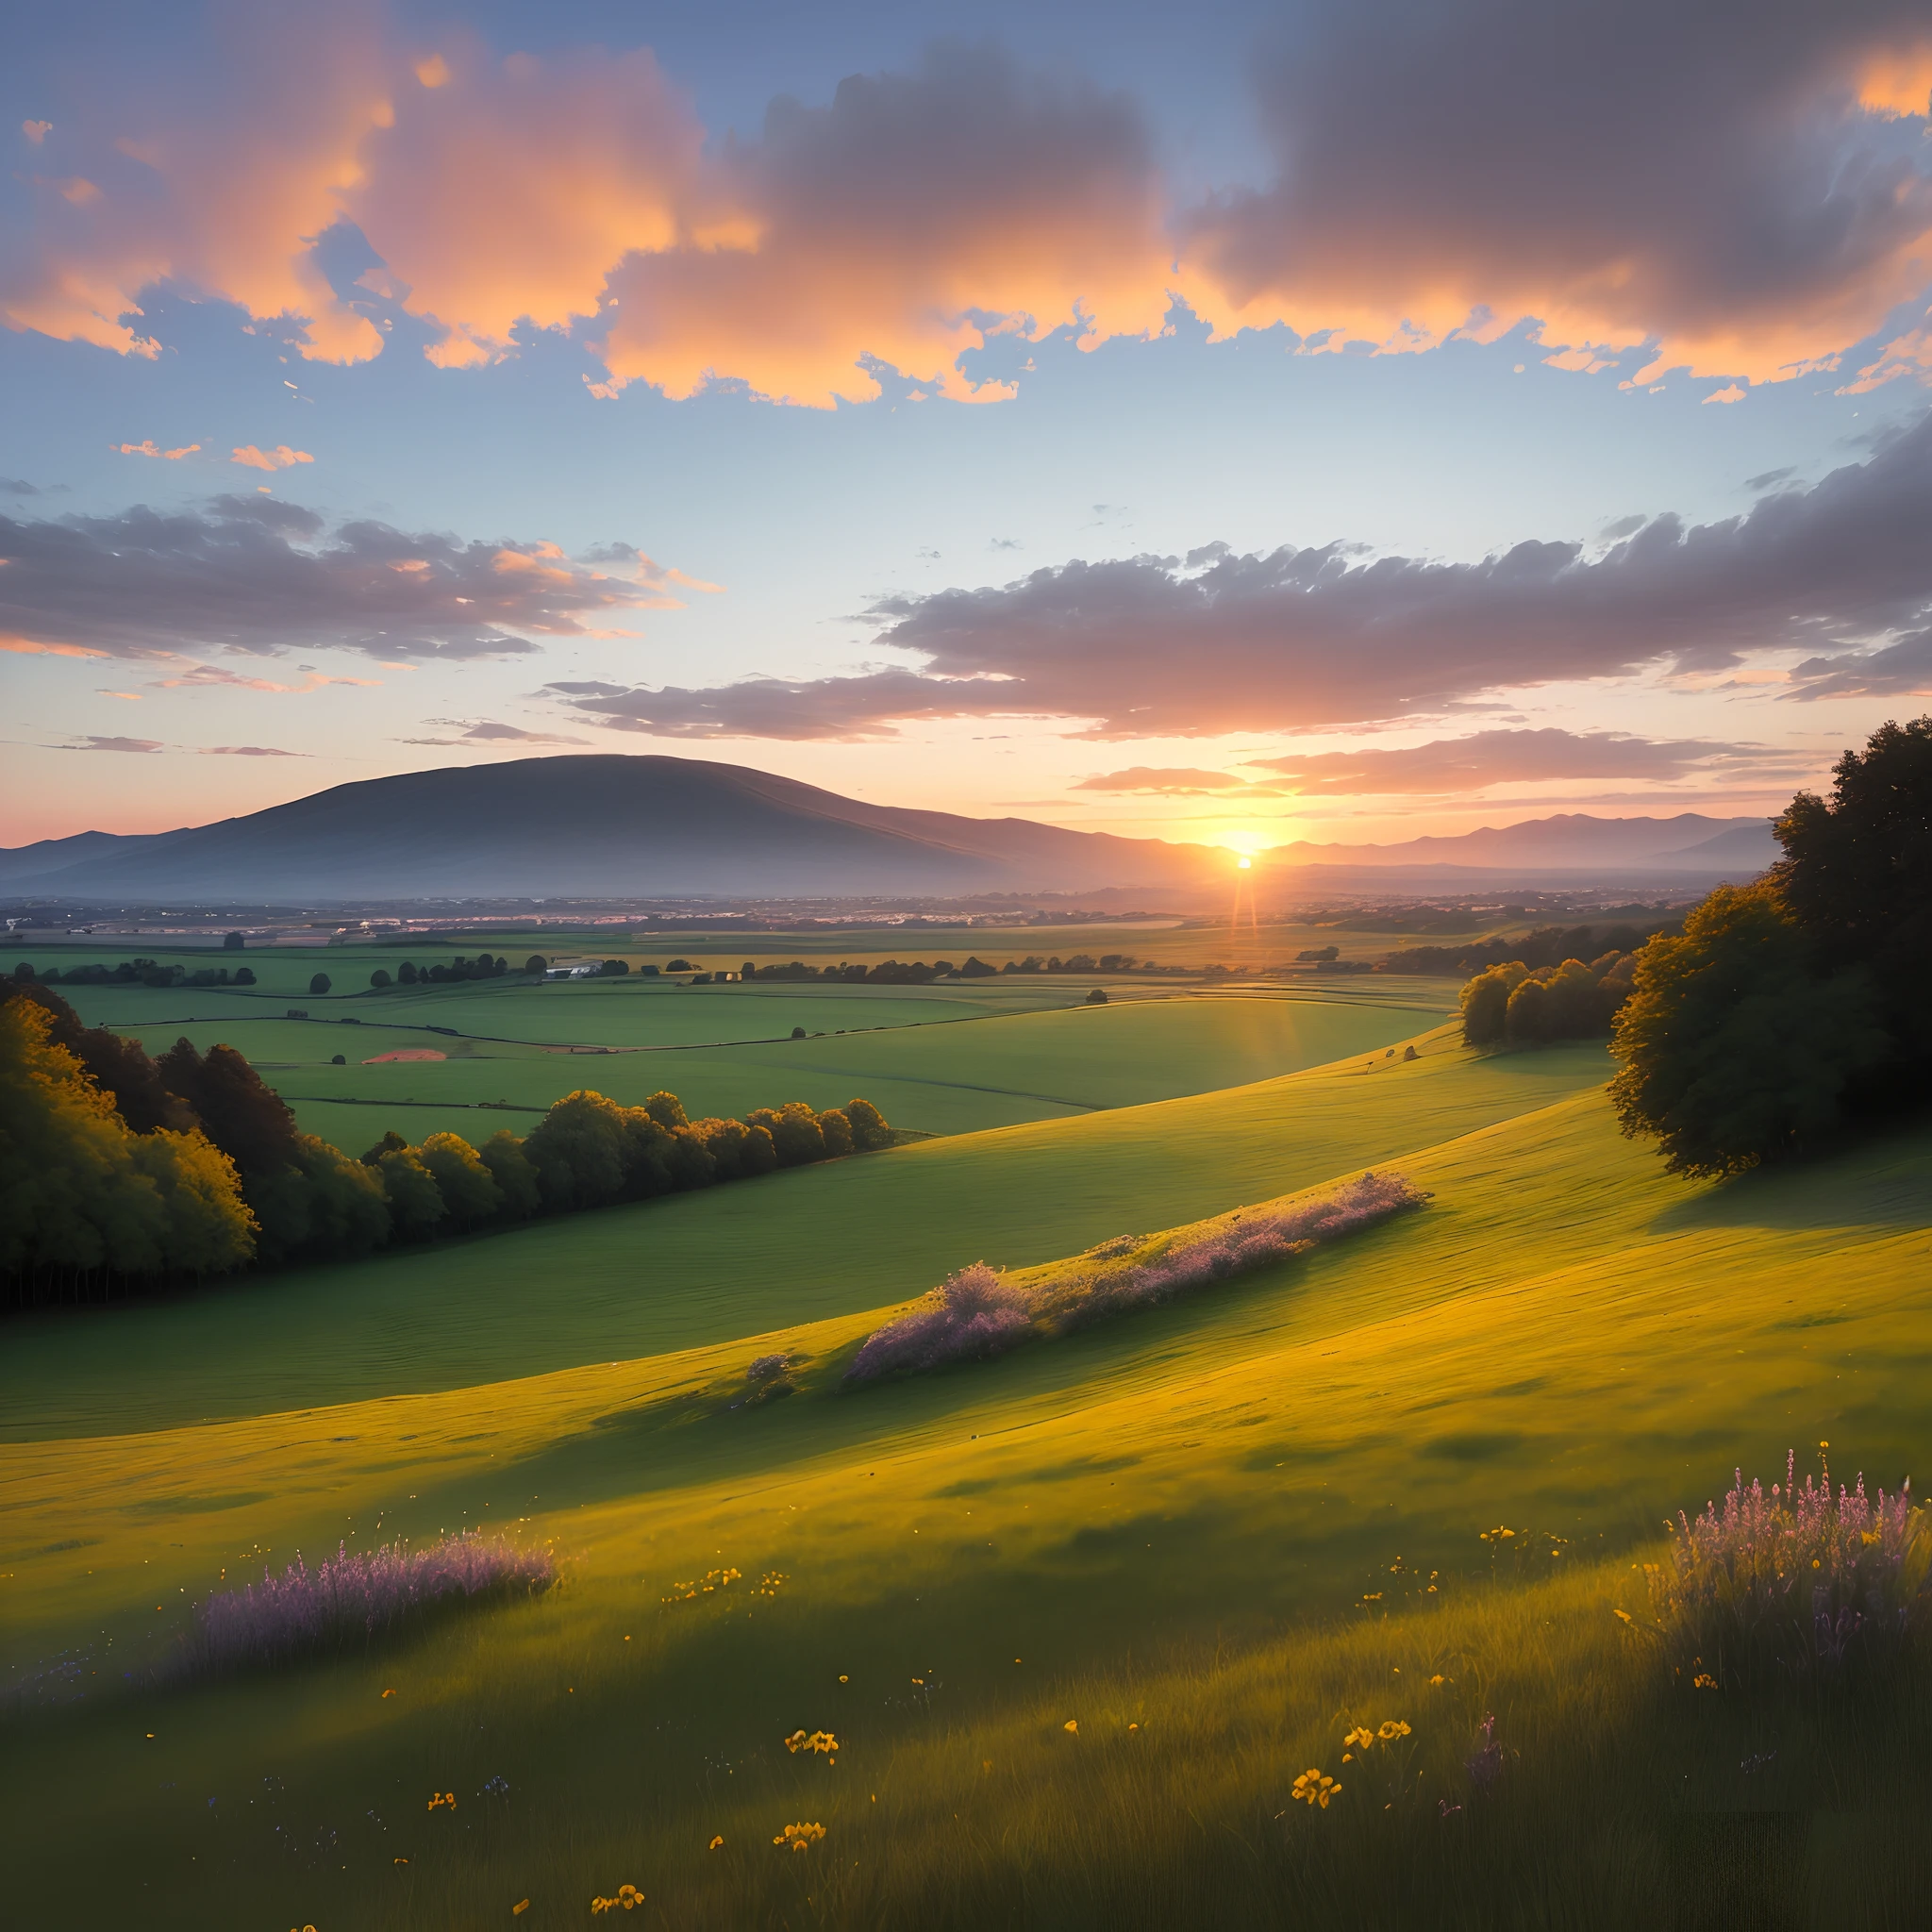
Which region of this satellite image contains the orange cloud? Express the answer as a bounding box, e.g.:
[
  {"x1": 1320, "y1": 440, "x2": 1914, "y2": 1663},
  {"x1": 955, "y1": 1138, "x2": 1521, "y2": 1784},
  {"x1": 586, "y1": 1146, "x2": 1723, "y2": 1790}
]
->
[
  {"x1": 113, "y1": 440, "x2": 200, "y2": 458},
  {"x1": 22, "y1": 120, "x2": 51, "y2": 144},
  {"x1": 0, "y1": 635, "x2": 108, "y2": 658},
  {"x1": 8, "y1": 13, "x2": 1932, "y2": 400},
  {"x1": 345, "y1": 42, "x2": 700, "y2": 369},
  {"x1": 231, "y1": 443, "x2": 315, "y2": 470}
]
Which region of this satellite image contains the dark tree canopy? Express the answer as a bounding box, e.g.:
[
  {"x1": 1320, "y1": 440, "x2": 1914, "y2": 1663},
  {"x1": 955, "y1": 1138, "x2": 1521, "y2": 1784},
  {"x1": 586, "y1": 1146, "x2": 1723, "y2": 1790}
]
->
[{"x1": 1771, "y1": 714, "x2": 1932, "y2": 1074}]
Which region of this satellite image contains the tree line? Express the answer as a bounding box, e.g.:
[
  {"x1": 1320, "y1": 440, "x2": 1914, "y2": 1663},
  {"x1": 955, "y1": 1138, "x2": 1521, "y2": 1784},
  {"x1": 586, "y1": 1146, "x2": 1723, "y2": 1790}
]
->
[
  {"x1": 18, "y1": 958, "x2": 259, "y2": 989},
  {"x1": 1387, "y1": 920, "x2": 1676, "y2": 977},
  {"x1": 1608, "y1": 717, "x2": 1931, "y2": 1178},
  {"x1": 1459, "y1": 953, "x2": 1637, "y2": 1047},
  {"x1": 0, "y1": 978, "x2": 893, "y2": 1307}
]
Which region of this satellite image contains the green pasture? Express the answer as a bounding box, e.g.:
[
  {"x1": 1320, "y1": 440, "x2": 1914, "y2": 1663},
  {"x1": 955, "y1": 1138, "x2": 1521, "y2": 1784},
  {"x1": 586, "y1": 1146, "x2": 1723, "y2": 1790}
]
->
[
  {"x1": 49, "y1": 976, "x2": 1458, "y2": 1143},
  {"x1": 4, "y1": 1011, "x2": 1925, "y2": 1925}
]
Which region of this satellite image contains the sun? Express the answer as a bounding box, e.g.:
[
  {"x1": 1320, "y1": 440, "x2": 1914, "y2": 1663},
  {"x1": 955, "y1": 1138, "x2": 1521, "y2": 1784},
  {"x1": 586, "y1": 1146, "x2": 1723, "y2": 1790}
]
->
[{"x1": 1237, "y1": 857, "x2": 1252, "y2": 870}]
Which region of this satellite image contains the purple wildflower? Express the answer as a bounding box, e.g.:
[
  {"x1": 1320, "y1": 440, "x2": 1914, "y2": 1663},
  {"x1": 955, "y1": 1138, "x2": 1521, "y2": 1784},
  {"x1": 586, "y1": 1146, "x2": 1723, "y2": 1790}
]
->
[
  {"x1": 1466, "y1": 1712, "x2": 1503, "y2": 1792},
  {"x1": 191, "y1": 1533, "x2": 553, "y2": 1674},
  {"x1": 1650, "y1": 1451, "x2": 1925, "y2": 1683},
  {"x1": 844, "y1": 1262, "x2": 1031, "y2": 1382}
]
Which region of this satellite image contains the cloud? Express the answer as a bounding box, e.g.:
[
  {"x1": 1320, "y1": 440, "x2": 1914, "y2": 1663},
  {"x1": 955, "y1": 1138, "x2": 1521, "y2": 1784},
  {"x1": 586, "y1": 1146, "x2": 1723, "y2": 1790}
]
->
[
  {"x1": 23, "y1": 121, "x2": 52, "y2": 144},
  {"x1": 114, "y1": 441, "x2": 200, "y2": 458},
  {"x1": 1745, "y1": 467, "x2": 1798, "y2": 491},
  {"x1": 0, "y1": 478, "x2": 39, "y2": 495},
  {"x1": 1176, "y1": 0, "x2": 1932, "y2": 389},
  {"x1": 197, "y1": 743, "x2": 308, "y2": 756},
  {"x1": 56, "y1": 735, "x2": 163, "y2": 753},
  {"x1": 396, "y1": 718, "x2": 591, "y2": 745},
  {"x1": 1073, "y1": 766, "x2": 1276, "y2": 796},
  {"x1": 8, "y1": 12, "x2": 1932, "y2": 399},
  {"x1": 552, "y1": 415, "x2": 1932, "y2": 739},
  {"x1": 0, "y1": 495, "x2": 695, "y2": 662},
  {"x1": 1782, "y1": 626, "x2": 1932, "y2": 699},
  {"x1": 1703, "y1": 384, "x2": 1748, "y2": 406},
  {"x1": 1243, "y1": 728, "x2": 1793, "y2": 796},
  {"x1": 230, "y1": 443, "x2": 314, "y2": 471}
]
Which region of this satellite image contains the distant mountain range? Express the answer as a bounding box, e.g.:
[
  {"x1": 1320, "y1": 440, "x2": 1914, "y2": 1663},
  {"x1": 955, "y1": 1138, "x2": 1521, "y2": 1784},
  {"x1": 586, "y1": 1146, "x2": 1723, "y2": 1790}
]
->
[
  {"x1": 1267, "y1": 812, "x2": 1781, "y2": 874},
  {"x1": 0, "y1": 757, "x2": 1778, "y2": 905}
]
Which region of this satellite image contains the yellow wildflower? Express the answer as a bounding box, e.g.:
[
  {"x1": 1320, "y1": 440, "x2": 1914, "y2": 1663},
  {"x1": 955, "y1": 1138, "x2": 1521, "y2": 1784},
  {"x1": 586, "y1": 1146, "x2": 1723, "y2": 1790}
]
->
[
  {"x1": 1290, "y1": 1770, "x2": 1342, "y2": 1809},
  {"x1": 1063, "y1": 1720, "x2": 1078, "y2": 1734},
  {"x1": 1377, "y1": 1720, "x2": 1411, "y2": 1741},
  {"x1": 773, "y1": 1822, "x2": 825, "y2": 1851},
  {"x1": 708, "y1": 1836, "x2": 724, "y2": 1851},
  {"x1": 513, "y1": 1904, "x2": 529, "y2": 1918},
  {"x1": 1342, "y1": 1726, "x2": 1374, "y2": 1751}
]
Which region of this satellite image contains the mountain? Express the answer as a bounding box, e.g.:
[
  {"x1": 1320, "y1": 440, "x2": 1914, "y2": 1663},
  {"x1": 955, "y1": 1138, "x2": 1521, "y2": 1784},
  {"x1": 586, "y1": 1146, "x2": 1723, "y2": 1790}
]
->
[
  {"x1": 1263, "y1": 813, "x2": 1776, "y2": 874},
  {"x1": 0, "y1": 755, "x2": 1224, "y2": 903}
]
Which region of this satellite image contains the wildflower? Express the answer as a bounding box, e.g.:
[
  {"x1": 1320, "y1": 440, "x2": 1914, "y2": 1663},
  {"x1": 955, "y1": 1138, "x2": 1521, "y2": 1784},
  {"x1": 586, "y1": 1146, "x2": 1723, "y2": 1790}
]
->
[
  {"x1": 1377, "y1": 1720, "x2": 1411, "y2": 1740},
  {"x1": 773, "y1": 1822, "x2": 825, "y2": 1851},
  {"x1": 381, "y1": 1688, "x2": 396, "y2": 1698},
  {"x1": 1063, "y1": 1719, "x2": 1078, "y2": 1734},
  {"x1": 1362, "y1": 1591, "x2": 1383, "y2": 1603},
  {"x1": 1467, "y1": 1713, "x2": 1504, "y2": 1792},
  {"x1": 1614, "y1": 1608, "x2": 1633, "y2": 1624},
  {"x1": 839, "y1": 1674, "x2": 849, "y2": 1683},
  {"x1": 1342, "y1": 1726, "x2": 1374, "y2": 1751},
  {"x1": 513, "y1": 1904, "x2": 530, "y2": 1917},
  {"x1": 1290, "y1": 1770, "x2": 1341, "y2": 1808},
  {"x1": 1428, "y1": 1674, "x2": 1447, "y2": 1687},
  {"x1": 785, "y1": 1729, "x2": 839, "y2": 1756},
  {"x1": 1693, "y1": 1673, "x2": 1717, "y2": 1690},
  {"x1": 708, "y1": 1836, "x2": 724, "y2": 1851},
  {"x1": 589, "y1": 1882, "x2": 644, "y2": 1912}
]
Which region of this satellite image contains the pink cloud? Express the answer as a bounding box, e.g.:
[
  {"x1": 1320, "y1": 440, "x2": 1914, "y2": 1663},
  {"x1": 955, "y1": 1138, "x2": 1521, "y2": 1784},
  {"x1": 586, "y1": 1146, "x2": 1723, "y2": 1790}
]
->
[
  {"x1": 22, "y1": 120, "x2": 52, "y2": 144},
  {"x1": 231, "y1": 443, "x2": 314, "y2": 471},
  {"x1": 113, "y1": 440, "x2": 200, "y2": 458}
]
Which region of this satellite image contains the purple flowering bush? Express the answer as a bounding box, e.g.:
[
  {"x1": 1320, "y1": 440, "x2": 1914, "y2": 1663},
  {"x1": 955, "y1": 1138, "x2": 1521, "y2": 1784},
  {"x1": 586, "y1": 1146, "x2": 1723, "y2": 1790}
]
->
[
  {"x1": 843, "y1": 1261, "x2": 1032, "y2": 1382},
  {"x1": 844, "y1": 1172, "x2": 1426, "y2": 1385},
  {"x1": 1645, "y1": 1450, "x2": 1931, "y2": 1685},
  {"x1": 192, "y1": 1532, "x2": 554, "y2": 1674}
]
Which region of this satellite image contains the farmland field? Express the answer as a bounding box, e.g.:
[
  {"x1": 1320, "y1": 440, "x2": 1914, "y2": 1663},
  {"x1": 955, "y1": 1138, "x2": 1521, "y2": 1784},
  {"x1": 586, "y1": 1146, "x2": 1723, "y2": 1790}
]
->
[{"x1": 5, "y1": 986, "x2": 1928, "y2": 1926}]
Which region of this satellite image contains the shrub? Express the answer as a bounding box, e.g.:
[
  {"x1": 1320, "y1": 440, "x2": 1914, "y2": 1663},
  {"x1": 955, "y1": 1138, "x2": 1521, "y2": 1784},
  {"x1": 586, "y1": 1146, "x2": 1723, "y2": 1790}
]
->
[
  {"x1": 308, "y1": 973, "x2": 331, "y2": 996},
  {"x1": 1084, "y1": 988, "x2": 1108, "y2": 1006},
  {"x1": 1609, "y1": 884, "x2": 1886, "y2": 1177},
  {"x1": 845, "y1": 1098, "x2": 891, "y2": 1151},
  {"x1": 192, "y1": 1533, "x2": 553, "y2": 1673},
  {"x1": 844, "y1": 1262, "x2": 1033, "y2": 1382},
  {"x1": 1643, "y1": 1452, "x2": 1931, "y2": 1686},
  {"x1": 845, "y1": 1173, "x2": 1426, "y2": 1385},
  {"x1": 234, "y1": 967, "x2": 256, "y2": 985},
  {"x1": 369, "y1": 969, "x2": 391, "y2": 989},
  {"x1": 223, "y1": 931, "x2": 245, "y2": 951},
  {"x1": 415, "y1": 1132, "x2": 502, "y2": 1226}
]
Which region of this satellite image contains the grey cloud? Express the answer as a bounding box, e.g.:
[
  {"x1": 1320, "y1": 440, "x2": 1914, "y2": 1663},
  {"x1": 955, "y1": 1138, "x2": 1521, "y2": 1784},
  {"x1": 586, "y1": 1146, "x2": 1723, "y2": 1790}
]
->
[
  {"x1": 1782, "y1": 627, "x2": 1932, "y2": 700},
  {"x1": 1245, "y1": 728, "x2": 1796, "y2": 796},
  {"x1": 56, "y1": 735, "x2": 163, "y2": 753},
  {"x1": 1, "y1": 477, "x2": 39, "y2": 496},
  {"x1": 1746, "y1": 467, "x2": 1798, "y2": 491},
  {"x1": 1600, "y1": 515, "x2": 1646, "y2": 540},
  {"x1": 1183, "y1": 0, "x2": 1932, "y2": 386},
  {"x1": 400, "y1": 719, "x2": 591, "y2": 746},
  {"x1": 0, "y1": 499, "x2": 672, "y2": 662},
  {"x1": 197, "y1": 744, "x2": 308, "y2": 756},
  {"x1": 1074, "y1": 766, "x2": 1281, "y2": 796},
  {"x1": 551, "y1": 416, "x2": 1932, "y2": 741}
]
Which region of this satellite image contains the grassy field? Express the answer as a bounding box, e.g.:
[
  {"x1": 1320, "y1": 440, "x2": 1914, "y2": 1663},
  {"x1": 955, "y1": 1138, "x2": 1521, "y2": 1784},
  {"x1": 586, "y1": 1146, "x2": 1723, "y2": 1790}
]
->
[
  {"x1": 45, "y1": 972, "x2": 1458, "y2": 1142},
  {"x1": 3, "y1": 1005, "x2": 1926, "y2": 1925}
]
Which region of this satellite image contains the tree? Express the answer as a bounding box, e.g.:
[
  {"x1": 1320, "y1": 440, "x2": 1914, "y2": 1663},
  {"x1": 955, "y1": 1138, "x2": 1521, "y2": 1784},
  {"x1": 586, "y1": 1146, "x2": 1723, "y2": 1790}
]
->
[
  {"x1": 158, "y1": 1040, "x2": 301, "y2": 1179},
  {"x1": 524, "y1": 955, "x2": 548, "y2": 975},
  {"x1": 309, "y1": 972, "x2": 331, "y2": 996},
  {"x1": 0, "y1": 997, "x2": 254, "y2": 1288},
  {"x1": 1609, "y1": 885, "x2": 1887, "y2": 1178},
  {"x1": 415, "y1": 1132, "x2": 502, "y2": 1226},
  {"x1": 373, "y1": 1146, "x2": 446, "y2": 1238},
  {"x1": 12, "y1": 963, "x2": 33, "y2": 983},
  {"x1": 223, "y1": 931, "x2": 245, "y2": 951},
  {"x1": 399, "y1": 962, "x2": 419, "y2": 985},
  {"x1": 2, "y1": 982, "x2": 201, "y2": 1133},
  {"x1": 844, "y1": 1097, "x2": 892, "y2": 1151},
  {"x1": 1084, "y1": 989, "x2": 1108, "y2": 1006},
  {"x1": 816, "y1": 1107, "x2": 854, "y2": 1157},
  {"x1": 369, "y1": 969, "x2": 392, "y2": 989},
  {"x1": 235, "y1": 967, "x2": 256, "y2": 985},
  {"x1": 246, "y1": 1135, "x2": 390, "y2": 1263},
  {"x1": 477, "y1": 1130, "x2": 541, "y2": 1218},
  {"x1": 750, "y1": 1101, "x2": 824, "y2": 1166},
  {"x1": 1771, "y1": 714, "x2": 1932, "y2": 1082},
  {"x1": 791, "y1": 1024, "x2": 808, "y2": 1038}
]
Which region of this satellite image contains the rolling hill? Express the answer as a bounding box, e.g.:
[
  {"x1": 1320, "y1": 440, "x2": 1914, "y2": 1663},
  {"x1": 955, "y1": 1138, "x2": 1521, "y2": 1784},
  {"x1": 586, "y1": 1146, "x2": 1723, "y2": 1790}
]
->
[
  {"x1": 0, "y1": 757, "x2": 1778, "y2": 905},
  {"x1": 0, "y1": 755, "x2": 1224, "y2": 902}
]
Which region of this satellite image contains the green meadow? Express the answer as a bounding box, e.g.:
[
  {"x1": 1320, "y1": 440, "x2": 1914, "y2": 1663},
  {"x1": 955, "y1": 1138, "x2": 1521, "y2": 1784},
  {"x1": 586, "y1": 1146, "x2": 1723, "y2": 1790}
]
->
[{"x1": 4, "y1": 996, "x2": 1928, "y2": 1924}]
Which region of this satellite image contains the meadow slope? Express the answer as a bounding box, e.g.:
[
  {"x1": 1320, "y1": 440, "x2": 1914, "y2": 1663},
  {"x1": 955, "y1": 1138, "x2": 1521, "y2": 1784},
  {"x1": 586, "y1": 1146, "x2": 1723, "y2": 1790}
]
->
[{"x1": 3, "y1": 1021, "x2": 1926, "y2": 1927}]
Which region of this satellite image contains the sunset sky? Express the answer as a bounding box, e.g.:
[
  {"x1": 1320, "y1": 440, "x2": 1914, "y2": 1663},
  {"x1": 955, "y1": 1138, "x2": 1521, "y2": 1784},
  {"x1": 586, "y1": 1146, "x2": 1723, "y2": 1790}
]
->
[{"x1": 5, "y1": 0, "x2": 1932, "y2": 852}]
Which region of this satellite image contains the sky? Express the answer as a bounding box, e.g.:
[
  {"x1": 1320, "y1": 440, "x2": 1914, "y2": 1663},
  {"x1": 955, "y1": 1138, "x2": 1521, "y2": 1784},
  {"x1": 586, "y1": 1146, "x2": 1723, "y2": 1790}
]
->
[{"x1": 4, "y1": 0, "x2": 1932, "y2": 855}]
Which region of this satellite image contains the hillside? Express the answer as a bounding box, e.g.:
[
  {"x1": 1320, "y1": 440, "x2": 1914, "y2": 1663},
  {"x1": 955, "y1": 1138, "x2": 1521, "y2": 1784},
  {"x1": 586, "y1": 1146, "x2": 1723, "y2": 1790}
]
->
[
  {"x1": 1264, "y1": 810, "x2": 1776, "y2": 874},
  {"x1": 0, "y1": 755, "x2": 1224, "y2": 903},
  {"x1": 3, "y1": 1017, "x2": 1924, "y2": 1925}
]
